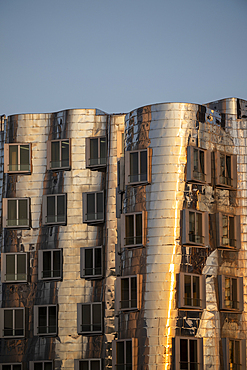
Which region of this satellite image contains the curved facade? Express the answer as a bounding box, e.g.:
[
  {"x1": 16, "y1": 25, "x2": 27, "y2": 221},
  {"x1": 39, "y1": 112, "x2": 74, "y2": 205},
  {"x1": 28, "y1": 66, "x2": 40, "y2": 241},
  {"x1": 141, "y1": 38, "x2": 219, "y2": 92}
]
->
[{"x1": 0, "y1": 97, "x2": 247, "y2": 370}]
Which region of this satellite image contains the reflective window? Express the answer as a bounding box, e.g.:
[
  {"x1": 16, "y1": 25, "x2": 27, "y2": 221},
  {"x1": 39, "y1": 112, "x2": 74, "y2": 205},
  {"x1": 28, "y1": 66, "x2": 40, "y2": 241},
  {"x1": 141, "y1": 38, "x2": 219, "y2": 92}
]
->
[
  {"x1": 86, "y1": 137, "x2": 107, "y2": 168},
  {"x1": 120, "y1": 276, "x2": 138, "y2": 310},
  {"x1": 34, "y1": 305, "x2": 57, "y2": 336},
  {"x1": 80, "y1": 246, "x2": 102, "y2": 278},
  {"x1": 5, "y1": 143, "x2": 31, "y2": 173},
  {"x1": 38, "y1": 250, "x2": 62, "y2": 280},
  {"x1": 43, "y1": 194, "x2": 66, "y2": 225},
  {"x1": 124, "y1": 212, "x2": 142, "y2": 247},
  {"x1": 50, "y1": 139, "x2": 70, "y2": 169},
  {"x1": 3, "y1": 198, "x2": 29, "y2": 228},
  {"x1": 75, "y1": 359, "x2": 101, "y2": 370},
  {"x1": 128, "y1": 149, "x2": 148, "y2": 184},
  {"x1": 1, "y1": 308, "x2": 24, "y2": 337},
  {"x1": 116, "y1": 340, "x2": 133, "y2": 370},
  {"x1": 77, "y1": 303, "x2": 102, "y2": 335},
  {"x1": 83, "y1": 192, "x2": 104, "y2": 224},
  {"x1": 2, "y1": 253, "x2": 27, "y2": 282},
  {"x1": 30, "y1": 362, "x2": 53, "y2": 370}
]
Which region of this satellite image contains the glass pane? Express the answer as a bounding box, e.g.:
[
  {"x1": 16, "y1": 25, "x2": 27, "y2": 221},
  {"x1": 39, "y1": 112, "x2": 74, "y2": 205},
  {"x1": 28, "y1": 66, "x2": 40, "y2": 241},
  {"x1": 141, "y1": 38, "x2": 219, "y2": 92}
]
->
[
  {"x1": 229, "y1": 216, "x2": 235, "y2": 247},
  {"x1": 7, "y1": 199, "x2": 17, "y2": 226},
  {"x1": 229, "y1": 340, "x2": 234, "y2": 366},
  {"x1": 48, "y1": 306, "x2": 56, "y2": 333},
  {"x1": 121, "y1": 278, "x2": 130, "y2": 309},
  {"x1": 34, "y1": 364, "x2": 43, "y2": 370},
  {"x1": 43, "y1": 251, "x2": 51, "y2": 278},
  {"x1": 116, "y1": 341, "x2": 124, "y2": 366},
  {"x1": 91, "y1": 360, "x2": 100, "y2": 370},
  {"x1": 47, "y1": 196, "x2": 55, "y2": 222},
  {"x1": 184, "y1": 275, "x2": 192, "y2": 306},
  {"x1": 9, "y1": 145, "x2": 18, "y2": 171},
  {"x1": 90, "y1": 138, "x2": 98, "y2": 165},
  {"x1": 232, "y1": 278, "x2": 238, "y2": 309},
  {"x1": 15, "y1": 309, "x2": 23, "y2": 335},
  {"x1": 189, "y1": 339, "x2": 197, "y2": 370},
  {"x1": 38, "y1": 306, "x2": 47, "y2": 334},
  {"x1": 92, "y1": 304, "x2": 101, "y2": 332},
  {"x1": 57, "y1": 195, "x2": 65, "y2": 222},
  {"x1": 140, "y1": 150, "x2": 147, "y2": 182},
  {"x1": 96, "y1": 193, "x2": 103, "y2": 220},
  {"x1": 4, "y1": 310, "x2": 13, "y2": 336},
  {"x1": 20, "y1": 144, "x2": 30, "y2": 171},
  {"x1": 180, "y1": 339, "x2": 188, "y2": 370},
  {"x1": 100, "y1": 137, "x2": 106, "y2": 164},
  {"x1": 125, "y1": 215, "x2": 134, "y2": 245},
  {"x1": 87, "y1": 193, "x2": 95, "y2": 221},
  {"x1": 225, "y1": 277, "x2": 231, "y2": 308},
  {"x1": 193, "y1": 149, "x2": 199, "y2": 172},
  {"x1": 2, "y1": 365, "x2": 11, "y2": 370},
  {"x1": 82, "y1": 304, "x2": 91, "y2": 332},
  {"x1": 18, "y1": 199, "x2": 28, "y2": 226},
  {"x1": 44, "y1": 363, "x2": 52, "y2": 370},
  {"x1": 85, "y1": 248, "x2": 93, "y2": 276},
  {"x1": 95, "y1": 247, "x2": 102, "y2": 276},
  {"x1": 61, "y1": 140, "x2": 69, "y2": 167},
  {"x1": 51, "y1": 141, "x2": 60, "y2": 168},
  {"x1": 130, "y1": 152, "x2": 138, "y2": 182},
  {"x1": 193, "y1": 276, "x2": 200, "y2": 307},
  {"x1": 136, "y1": 213, "x2": 142, "y2": 245},
  {"x1": 226, "y1": 155, "x2": 231, "y2": 178},
  {"x1": 13, "y1": 366, "x2": 22, "y2": 370},
  {"x1": 6, "y1": 254, "x2": 15, "y2": 281},
  {"x1": 222, "y1": 214, "x2": 229, "y2": 245},
  {"x1": 235, "y1": 340, "x2": 240, "y2": 366},
  {"x1": 53, "y1": 250, "x2": 61, "y2": 278},
  {"x1": 200, "y1": 150, "x2": 205, "y2": 173},
  {"x1": 220, "y1": 153, "x2": 226, "y2": 178},
  {"x1": 189, "y1": 212, "x2": 195, "y2": 242},
  {"x1": 79, "y1": 361, "x2": 89, "y2": 370},
  {"x1": 17, "y1": 253, "x2": 26, "y2": 280},
  {"x1": 196, "y1": 213, "x2": 202, "y2": 243},
  {"x1": 126, "y1": 340, "x2": 132, "y2": 368},
  {"x1": 131, "y1": 277, "x2": 137, "y2": 308}
]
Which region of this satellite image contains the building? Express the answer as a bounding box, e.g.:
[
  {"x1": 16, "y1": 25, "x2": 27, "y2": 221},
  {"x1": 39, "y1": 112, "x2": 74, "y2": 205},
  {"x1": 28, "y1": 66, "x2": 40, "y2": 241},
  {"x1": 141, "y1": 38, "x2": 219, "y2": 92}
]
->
[{"x1": 0, "y1": 97, "x2": 247, "y2": 370}]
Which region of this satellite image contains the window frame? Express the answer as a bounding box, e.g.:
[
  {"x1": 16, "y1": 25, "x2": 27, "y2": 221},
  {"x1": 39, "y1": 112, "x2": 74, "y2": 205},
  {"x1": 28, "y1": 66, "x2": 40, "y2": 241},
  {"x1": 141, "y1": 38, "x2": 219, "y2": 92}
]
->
[
  {"x1": 1, "y1": 252, "x2": 28, "y2": 283},
  {"x1": 86, "y1": 136, "x2": 107, "y2": 169},
  {"x1": 121, "y1": 211, "x2": 146, "y2": 248},
  {"x1": 178, "y1": 272, "x2": 206, "y2": 310},
  {"x1": 187, "y1": 146, "x2": 211, "y2": 184},
  {"x1": 125, "y1": 148, "x2": 152, "y2": 186},
  {"x1": 216, "y1": 213, "x2": 241, "y2": 249},
  {"x1": 3, "y1": 198, "x2": 30, "y2": 229},
  {"x1": 47, "y1": 138, "x2": 71, "y2": 171},
  {"x1": 0, "y1": 364, "x2": 23, "y2": 370},
  {"x1": 80, "y1": 246, "x2": 103, "y2": 279},
  {"x1": 38, "y1": 249, "x2": 63, "y2": 281},
  {"x1": 218, "y1": 275, "x2": 243, "y2": 312},
  {"x1": 173, "y1": 336, "x2": 203, "y2": 370},
  {"x1": 222, "y1": 338, "x2": 246, "y2": 370},
  {"x1": 33, "y1": 304, "x2": 58, "y2": 336},
  {"x1": 82, "y1": 191, "x2": 104, "y2": 224},
  {"x1": 215, "y1": 151, "x2": 237, "y2": 189},
  {"x1": 182, "y1": 209, "x2": 209, "y2": 247},
  {"x1": 77, "y1": 302, "x2": 103, "y2": 335},
  {"x1": 4, "y1": 143, "x2": 31, "y2": 174},
  {"x1": 74, "y1": 359, "x2": 102, "y2": 370},
  {"x1": 42, "y1": 193, "x2": 67, "y2": 226},
  {"x1": 0, "y1": 307, "x2": 25, "y2": 338},
  {"x1": 112, "y1": 338, "x2": 138, "y2": 370},
  {"x1": 29, "y1": 361, "x2": 53, "y2": 370},
  {"x1": 116, "y1": 275, "x2": 142, "y2": 312}
]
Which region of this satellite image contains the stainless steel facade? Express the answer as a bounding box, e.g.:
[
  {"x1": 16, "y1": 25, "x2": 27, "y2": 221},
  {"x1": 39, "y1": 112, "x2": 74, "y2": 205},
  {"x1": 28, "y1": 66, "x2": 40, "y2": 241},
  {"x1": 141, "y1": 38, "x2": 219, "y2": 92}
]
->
[{"x1": 0, "y1": 98, "x2": 247, "y2": 370}]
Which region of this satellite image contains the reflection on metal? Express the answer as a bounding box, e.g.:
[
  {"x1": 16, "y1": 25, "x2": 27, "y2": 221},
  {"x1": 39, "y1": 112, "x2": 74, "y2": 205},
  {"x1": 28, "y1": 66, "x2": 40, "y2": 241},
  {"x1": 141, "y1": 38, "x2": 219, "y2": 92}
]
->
[{"x1": 0, "y1": 97, "x2": 247, "y2": 369}]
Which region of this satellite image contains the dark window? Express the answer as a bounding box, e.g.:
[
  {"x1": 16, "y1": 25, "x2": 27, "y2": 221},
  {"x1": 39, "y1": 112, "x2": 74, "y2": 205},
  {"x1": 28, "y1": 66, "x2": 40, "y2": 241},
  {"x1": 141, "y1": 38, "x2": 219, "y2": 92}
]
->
[
  {"x1": 222, "y1": 338, "x2": 246, "y2": 370},
  {"x1": 74, "y1": 359, "x2": 101, "y2": 370},
  {"x1": 218, "y1": 276, "x2": 243, "y2": 311},
  {"x1": 125, "y1": 149, "x2": 151, "y2": 185},
  {"x1": 77, "y1": 303, "x2": 102, "y2": 335},
  {"x1": 43, "y1": 194, "x2": 66, "y2": 225},
  {"x1": 3, "y1": 198, "x2": 29, "y2": 228},
  {"x1": 86, "y1": 137, "x2": 107, "y2": 168},
  {"x1": 120, "y1": 276, "x2": 138, "y2": 310},
  {"x1": 83, "y1": 192, "x2": 104, "y2": 224},
  {"x1": 114, "y1": 339, "x2": 137, "y2": 370},
  {"x1": 80, "y1": 247, "x2": 102, "y2": 278},
  {"x1": 122, "y1": 212, "x2": 143, "y2": 247},
  {"x1": 38, "y1": 250, "x2": 62, "y2": 280},
  {"x1": 50, "y1": 139, "x2": 70, "y2": 169},
  {"x1": 215, "y1": 152, "x2": 237, "y2": 188},
  {"x1": 1, "y1": 308, "x2": 24, "y2": 337},
  {"x1": 2, "y1": 365, "x2": 22, "y2": 370},
  {"x1": 182, "y1": 209, "x2": 208, "y2": 247},
  {"x1": 180, "y1": 338, "x2": 198, "y2": 370},
  {"x1": 30, "y1": 362, "x2": 53, "y2": 370},
  {"x1": 178, "y1": 273, "x2": 205, "y2": 309},
  {"x1": 187, "y1": 146, "x2": 211, "y2": 184},
  {"x1": 216, "y1": 213, "x2": 240, "y2": 249},
  {"x1": 34, "y1": 305, "x2": 57, "y2": 336},
  {"x1": 189, "y1": 211, "x2": 203, "y2": 244},
  {"x1": 193, "y1": 148, "x2": 205, "y2": 182},
  {"x1": 2, "y1": 253, "x2": 27, "y2": 282},
  {"x1": 4, "y1": 143, "x2": 31, "y2": 173}
]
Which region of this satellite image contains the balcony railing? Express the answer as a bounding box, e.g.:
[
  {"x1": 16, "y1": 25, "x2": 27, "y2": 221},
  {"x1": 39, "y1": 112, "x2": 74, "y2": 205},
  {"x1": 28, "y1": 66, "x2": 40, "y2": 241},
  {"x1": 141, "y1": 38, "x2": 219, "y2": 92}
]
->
[
  {"x1": 9, "y1": 164, "x2": 30, "y2": 172},
  {"x1": 5, "y1": 273, "x2": 27, "y2": 281},
  {"x1": 129, "y1": 172, "x2": 147, "y2": 183},
  {"x1": 37, "y1": 325, "x2": 57, "y2": 334},
  {"x1": 50, "y1": 159, "x2": 69, "y2": 169},
  {"x1": 183, "y1": 297, "x2": 201, "y2": 307},
  {"x1": 220, "y1": 175, "x2": 232, "y2": 186},
  {"x1": 80, "y1": 323, "x2": 102, "y2": 333},
  {"x1": 86, "y1": 212, "x2": 104, "y2": 222},
  {"x1": 224, "y1": 299, "x2": 239, "y2": 310},
  {"x1": 189, "y1": 233, "x2": 204, "y2": 244},
  {"x1": 6, "y1": 218, "x2": 29, "y2": 227},
  {"x1": 222, "y1": 237, "x2": 236, "y2": 248},
  {"x1": 46, "y1": 215, "x2": 66, "y2": 223},
  {"x1": 193, "y1": 170, "x2": 205, "y2": 182},
  {"x1": 83, "y1": 267, "x2": 102, "y2": 277},
  {"x1": 124, "y1": 235, "x2": 142, "y2": 246},
  {"x1": 120, "y1": 298, "x2": 137, "y2": 310},
  {"x1": 179, "y1": 361, "x2": 200, "y2": 370},
  {"x1": 42, "y1": 269, "x2": 61, "y2": 279},
  {"x1": 89, "y1": 157, "x2": 106, "y2": 166},
  {"x1": 3, "y1": 328, "x2": 24, "y2": 337}
]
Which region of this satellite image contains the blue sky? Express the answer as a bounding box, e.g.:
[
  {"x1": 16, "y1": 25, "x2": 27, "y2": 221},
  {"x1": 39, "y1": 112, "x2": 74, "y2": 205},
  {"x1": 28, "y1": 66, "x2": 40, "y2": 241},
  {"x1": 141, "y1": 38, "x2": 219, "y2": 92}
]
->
[{"x1": 1, "y1": 0, "x2": 247, "y2": 115}]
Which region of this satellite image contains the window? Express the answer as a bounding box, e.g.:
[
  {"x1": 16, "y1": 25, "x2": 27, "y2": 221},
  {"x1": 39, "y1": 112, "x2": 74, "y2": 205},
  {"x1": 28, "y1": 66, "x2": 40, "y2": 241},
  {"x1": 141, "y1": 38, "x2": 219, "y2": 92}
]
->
[
  {"x1": 29, "y1": 362, "x2": 53, "y2": 370},
  {"x1": 4, "y1": 143, "x2": 31, "y2": 173},
  {"x1": 216, "y1": 213, "x2": 241, "y2": 249},
  {"x1": 38, "y1": 249, "x2": 62, "y2": 280},
  {"x1": 47, "y1": 139, "x2": 70, "y2": 170},
  {"x1": 3, "y1": 198, "x2": 30, "y2": 228},
  {"x1": 86, "y1": 136, "x2": 107, "y2": 169},
  {"x1": 82, "y1": 191, "x2": 104, "y2": 224},
  {"x1": 77, "y1": 302, "x2": 103, "y2": 335},
  {"x1": 182, "y1": 209, "x2": 209, "y2": 247},
  {"x1": 222, "y1": 338, "x2": 246, "y2": 370},
  {"x1": 116, "y1": 275, "x2": 141, "y2": 311},
  {"x1": 218, "y1": 276, "x2": 243, "y2": 311},
  {"x1": 121, "y1": 212, "x2": 146, "y2": 248},
  {"x1": 173, "y1": 337, "x2": 203, "y2": 370},
  {"x1": 1, "y1": 364, "x2": 22, "y2": 370},
  {"x1": 80, "y1": 246, "x2": 102, "y2": 279},
  {"x1": 125, "y1": 148, "x2": 151, "y2": 185},
  {"x1": 178, "y1": 273, "x2": 206, "y2": 309},
  {"x1": 42, "y1": 194, "x2": 66, "y2": 225},
  {"x1": 74, "y1": 359, "x2": 102, "y2": 370},
  {"x1": 34, "y1": 305, "x2": 57, "y2": 336},
  {"x1": 1, "y1": 253, "x2": 28, "y2": 283},
  {"x1": 112, "y1": 338, "x2": 138, "y2": 370},
  {"x1": 0, "y1": 308, "x2": 25, "y2": 338},
  {"x1": 187, "y1": 146, "x2": 211, "y2": 183},
  {"x1": 215, "y1": 151, "x2": 237, "y2": 188}
]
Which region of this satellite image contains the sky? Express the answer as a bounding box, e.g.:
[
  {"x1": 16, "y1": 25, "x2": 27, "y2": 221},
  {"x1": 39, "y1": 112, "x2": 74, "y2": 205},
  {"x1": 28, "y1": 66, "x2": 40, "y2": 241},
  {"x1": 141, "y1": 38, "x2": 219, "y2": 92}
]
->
[{"x1": 1, "y1": 0, "x2": 247, "y2": 116}]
